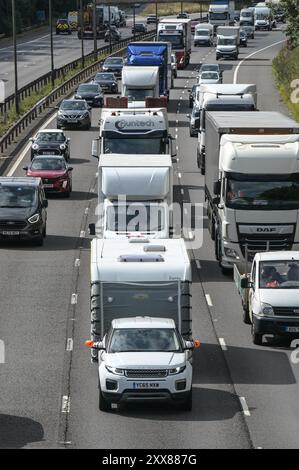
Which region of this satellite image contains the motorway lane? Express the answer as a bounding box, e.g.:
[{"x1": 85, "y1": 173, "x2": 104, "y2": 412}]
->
[
  {"x1": 0, "y1": 26, "x2": 298, "y2": 449},
  {"x1": 179, "y1": 29, "x2": 299, "y2": 449},
  {"x1": 65, "y1": 47, "x2": 252, "y2": 449},
  {"x1": 0, "y1": 110, "x2": 99, "y2": 448},
  {"x1": 0, "y1": 19, "x2": 156, "y2": 97}
]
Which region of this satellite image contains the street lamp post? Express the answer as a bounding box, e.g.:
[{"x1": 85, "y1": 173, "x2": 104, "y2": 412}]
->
[
  {"x1": 181, "y1": 2, "x2": 183, "y2": 14},
  {"x1": 93, "y1": 0, "x2": 97, "y2": 62},
  {"x1": 49, "y1": 0, "x2": 55, "y2": 87},
  {"x1": 133, "y1": 4, "x2": 136, "y2": 40},
  {"x1": 12, "y1": 0, "x2": 19, "y2": 114},
  {"x1": 156, "y1": 2, "x2": 158, "y2": 37},
  {"x1": 80, "y1": 0, "x2": 85, "y2": 68},
  {"x1": 108, "y1": 5, "x2": 112, "y2": 54}
]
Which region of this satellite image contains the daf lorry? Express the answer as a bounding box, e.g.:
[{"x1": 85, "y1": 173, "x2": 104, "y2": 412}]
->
[
  {"x1": 93, "y1": 154, "x2": 173, "y2": 239},
  {"x1": 86, "y1": 237, "x2": 199, "y2": 411},
  {"x1": 204, "y1": 111, "x2": 299, "y2": 273},
  {"x1": 126, "y1": 42, "x2": 172, "y2": 98},
  {"x1": 121, "y1": 66, "x2": 160, "y2": 108},
  {"x1": 157, "y1": 19, "x2": 191, "y2": 69},
  {"x1": 194, "y1": 24, "x2": 214, "y2": 47},
  {"x1": 234, "y1": 251, "x2": 299, "y2": 346},
  {"x1": 196, "y1": 83, "x2": 257, "y2": 172}
]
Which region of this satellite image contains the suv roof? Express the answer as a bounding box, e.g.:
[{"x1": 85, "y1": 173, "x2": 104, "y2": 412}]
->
[{"x1": 0, "y1": 177, "x2": 41, "y2": 186}]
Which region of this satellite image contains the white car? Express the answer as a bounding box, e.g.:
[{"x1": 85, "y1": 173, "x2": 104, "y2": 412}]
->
[
  {"x1": 197, "y1": 71, "x2": 222, "y2": 85},
  {"x1": 88, "y1": 316, "x2": 198, "y2": 412}
]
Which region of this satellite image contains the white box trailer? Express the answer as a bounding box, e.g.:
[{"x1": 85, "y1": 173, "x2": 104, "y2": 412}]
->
[
  {"x1": 90, "y1": 237, "x2": 192, "y2": 341},
  {"x1": 95, "y1": 154, "x2": 173, "y2": 239},
  {"x1": 204, "y1": 111, "x2": 299, "y2": 272},
  {"x1": 121, "y1": 66, "x2": 160, "y2": 108}
]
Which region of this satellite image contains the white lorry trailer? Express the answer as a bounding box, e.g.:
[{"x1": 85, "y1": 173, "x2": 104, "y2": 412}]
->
[
  {"x1": 121, "y1": 66, "x2": 160, "y2": 108},
  {"x1": 204, "y1": 111, "x2": 299, "y2": 273},
  {"x1": 234, "y1": 251, "x2": 299, "y2": 345},
  {"x1": 194, "y1": 23, "x2": 214, "y2": 47},
  {"x1": 93, "y1": 154, "x2": 173, "y2": 239},
  {"x1": 87, "y1": 237, "x2": 199, "y2": 411},
  {"x1": 196, "y1": 83, "x2": 257, "y2": 172}
]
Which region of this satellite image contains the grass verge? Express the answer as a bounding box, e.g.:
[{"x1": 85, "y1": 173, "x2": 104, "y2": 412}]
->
[
  {"x1": 272, "y1": 46, "x2": 299, "y2": 122},
  {"x1": 0, "y1": 53, "x2": 106, "y2": 138},
  {"x1": 141, "y1": 3, "x2": 208, "y2": 17}
]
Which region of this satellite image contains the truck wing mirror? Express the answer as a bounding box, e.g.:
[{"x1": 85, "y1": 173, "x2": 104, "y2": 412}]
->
[
  {"x1": 89, "y1": 223, "x2": 96, "y2": 236},
  {"x1": 241, "y1": 277, "x2": 249, "y2": 289},
  {"x1": 213, "y1": 180, "x2": 221, "y2": 196}
]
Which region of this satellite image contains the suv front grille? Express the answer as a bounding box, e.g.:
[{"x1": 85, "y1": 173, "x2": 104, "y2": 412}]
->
[
  {"x1": 273, "y1": 307, "x2": 299, "y2": 317},
  {"x1": 125, "y1": 369, "x2": 168, "y2": 378},
  {"x1": 0, "y1": 220, "x2": 27, "y2": 230}
]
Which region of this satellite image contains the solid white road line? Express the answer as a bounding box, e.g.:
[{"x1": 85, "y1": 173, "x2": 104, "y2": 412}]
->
[
  {"x1": 219, "y1": 338, "x2": 228, "y2": 351},
  {"x1": 205, "y1": 294, "x2": 213, "y2": 307},
  {"x1": 233, "y1": 38, "x2": 286, "y2": 84},
  {"x1": 6, "y1": 112, "x2": 57, "y2": 177},
  {"x1": 61, "y1": 396, "x2": 70, "y2": 413},
  {"x1": 239, "y1": 396, "x2": 251, "y2": 416}
]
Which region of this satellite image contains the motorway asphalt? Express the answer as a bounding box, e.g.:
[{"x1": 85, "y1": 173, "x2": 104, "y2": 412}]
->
[
  {"x1": 1, "y1": 25, "x2": 298, "y2": 449},
  {"x1": 0, "y1": 16, "x2": 155, "y2": 98}
]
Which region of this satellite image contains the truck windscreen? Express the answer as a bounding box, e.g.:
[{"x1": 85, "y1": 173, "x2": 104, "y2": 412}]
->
[
  {"x1": 225, "y1": 174, "x2": 299, "y2": 210},
  {"x1": 158, "y1": 34, "x2": 184, "y2": 49},
  {"x1": 106, "y1": 204, "x2": 165, "y2": 232},
  {"x1": 103, "y1": 132, "x2": 167, "y2": 154},
  {"x1": 209, "y1": 13, "x2": 228, "y2": 20}
]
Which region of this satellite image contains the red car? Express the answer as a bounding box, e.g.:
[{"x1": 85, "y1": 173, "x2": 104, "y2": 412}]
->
[{"x1": 23, "y1": 155, "x2": 73, "y2": 197}]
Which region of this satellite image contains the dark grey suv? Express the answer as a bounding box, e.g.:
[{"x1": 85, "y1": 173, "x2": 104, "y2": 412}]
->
[
  {"x1": 0, "y1": 177, "x2": 48, "y2": 246},
  {"x1": 56, "y1": 99, "x2": 91, "y2": 130}
]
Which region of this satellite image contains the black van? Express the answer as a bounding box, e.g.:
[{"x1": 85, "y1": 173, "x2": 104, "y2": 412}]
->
[{"x1": 0, "y1": 177, "x2": 48, "y2": 246}]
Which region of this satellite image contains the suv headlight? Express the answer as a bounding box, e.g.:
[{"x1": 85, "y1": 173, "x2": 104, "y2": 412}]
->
[
  {"x1": 60, "y1": 144, "x2": 66, "y2": 150},
  {"x1": 105, "y1": 366, "x2": 124, "y2": 375},
  {"x1": 168, "y1": 365, "x2": 186, "y2": 375},
  {"x1": 260, "y1": 303, "x2": 274, "y2": 316},
  {"x1": 28, "y1": 213, "x2": 40, "y2": 224},
  {"x1": 32, "y1": 144, "x2": 39, "y2": 150}
]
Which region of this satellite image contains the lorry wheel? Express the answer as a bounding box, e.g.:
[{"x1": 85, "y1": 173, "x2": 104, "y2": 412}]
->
[
  {"x1": 180, "y1": 390, "x2": 192, "y2": 411},
  {"x1": 215, "y1": 233, "x2": 220, "y2": 261},
  {"x1": 208, "y1": 211, "x2": 215, "y2": 240},
  {"x1": 99, "y1": 386, "x2": 111, "y2": 412},
  {"x1": 251, "y1": 325, "x2": 263, "y2": 345}
]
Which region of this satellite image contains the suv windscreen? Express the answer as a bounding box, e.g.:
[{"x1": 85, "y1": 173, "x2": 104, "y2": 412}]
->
[
  {"x1": 31, "y1": 158, "x2": 66, "y2": 171},
  {"x1": 78, "y1": 85, "x2": 99, "y2": 93},
  {"x1": 0, "y1": 186, "x2": 37, "y2": 208},
  {"x1": 60, "y1": 101, "x2": 87, "y2": 110},
  {"x1": 108, "y1": 328, "x2": 182, "y2": 353}
]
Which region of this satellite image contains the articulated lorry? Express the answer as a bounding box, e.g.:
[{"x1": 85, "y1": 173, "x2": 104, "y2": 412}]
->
[
  {"x1": 126, "y1": 42, "x2": 173, "y2": 98},
  {"x1": 196, "y1": 83, "x2": 257, "y2": 172},
  {"x1": 92, "y1": 154, "x2": 173, "y2": 239},
  {"x1": 234, "y1": 251, "x2": 299, "y2": 345},
  {"x1": 204, "y1": 111, "x2": 299, "y2": 273},
  {"x1": 121, "y1": 66, "x2": 160, "y2": 108},
  {"x1": 157, "y1": 19, "x2": 191, "y2": 69},
  {"x1": 208, "y1": 1, "x2": 235, "y2": 28},
  {"x1": 86, "y1": 237, "x2": 199, "y2": 411},
  {"x1": 92, "y1": 103, "x2": 176, "y2": 158}
]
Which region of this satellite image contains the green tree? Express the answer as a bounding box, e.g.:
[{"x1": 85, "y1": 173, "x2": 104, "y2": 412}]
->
[{"x1": 280, "y1": 0, "x2": 299, "y2": 48}]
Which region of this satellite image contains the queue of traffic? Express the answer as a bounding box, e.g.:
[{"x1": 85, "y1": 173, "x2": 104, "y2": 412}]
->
[{"x1": 1, "y1": 7, "x2": 299, "y2": 414}]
